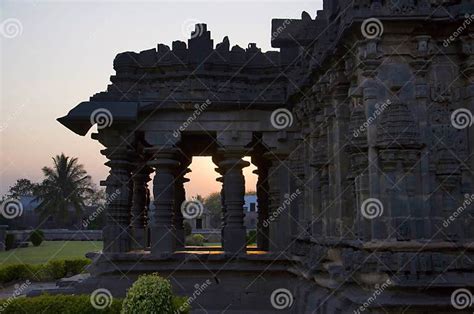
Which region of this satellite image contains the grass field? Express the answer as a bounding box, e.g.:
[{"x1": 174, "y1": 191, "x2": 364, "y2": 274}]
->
[{"x1": 0, "y1": 241, "x2": 102, "y2": 265}]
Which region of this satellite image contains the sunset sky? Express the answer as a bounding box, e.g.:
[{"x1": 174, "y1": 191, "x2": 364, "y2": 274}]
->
[{"x1": 0, "y1": 0, "x2": 322, "y2": 198}]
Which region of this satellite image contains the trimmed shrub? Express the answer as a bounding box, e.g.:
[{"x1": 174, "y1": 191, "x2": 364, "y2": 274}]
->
[
  {"x1": 0, "y1": 294, "x2": 122, "y2": 314},
  {"x1": 29, "y1": 229, "x2": 44, "y2": 247},
  {"x1": 186, "y1": 234, "x2": 205, "y2": 246},
  {"x1": 246, "y1": 230, "x2": 257, "y2": 245},
  {"x1": 5, "y1": 234, "x2": 15, "y2": 251},
  {"x1": 121, "y1": 273, "x2": 177, "y2": 314},
  {"x1": 0, "y1": 293, "x2": 188, "y2": 314},
  {"x1": 0, "y1": 264, "x2": 37, "y2": 283},
  {"x1": 173, "y1": 296, "x2": 191, "y2": 314},
  {"x1": 0, "y1": 258, "x2": 91, "y2": 284},
  {"x1": 39, "y1": 260, "x2": 67, "y2": 280},
  {"x1": 64, "y1": 258, "x2": 91, "y2": 276}
]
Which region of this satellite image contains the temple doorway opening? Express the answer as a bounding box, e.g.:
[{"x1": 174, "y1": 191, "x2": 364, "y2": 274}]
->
[{"x1": 184, "y1": 156, "x2": 257, "y2": 248}]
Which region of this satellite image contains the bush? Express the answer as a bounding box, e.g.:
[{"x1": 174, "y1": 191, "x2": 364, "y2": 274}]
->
[
  {"x1": 0, "y1": 258, "x2": 91, "y2": 284},
  {"x1": 29, "y1": 229, "x2": 44, "y2": 247},
  {"x1": 0, "y1": 264, "x2": 37, "y2": 283},
  {"x1": 173, "y1": 296, "x2": 191, "y2": 314},
  {"x1": 64, "y1": 258, "x2": 91, "y2": 276},
  {"x1": 38, "y1": 260, "x2": 67, "y2": 280},
  {"x1": 246, "y1": 230, "x2": 257, "y2": 245},
  {"x1": 186, "y1": 234, "x2": 205, "y2": 246},
  {"x1": 0, "y1": 294, "x2": 122, "y2": 314},
  {"x1": 122, "y1": 273, "x2": 188, "y2": 314},
  {"x1": 183, "y1": 221, "x2": 192, "y2": 237},
  {"x1": 0, "y1": 293, "x2": 188, "y2": 314},
  {"x1": 5, "y1": 234, "x2": 15, "y2": 250}
]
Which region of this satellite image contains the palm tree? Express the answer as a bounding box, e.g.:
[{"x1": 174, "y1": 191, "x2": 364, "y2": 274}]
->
[{"x1": 35, "y1": 153, "x2": 94, "y2": 225}]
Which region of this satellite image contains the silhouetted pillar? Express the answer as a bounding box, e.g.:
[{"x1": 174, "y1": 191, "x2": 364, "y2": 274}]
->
[
  {"x1": 148, "y1": 149, "x2": 180, "y2": 255},
  {"x1": 264, "y1": 151, "x2": 291, "y2": 252},
  {"x1": 252, "y1": 158, "x2": 270, "y2": 251},
  {"x1": 174, "y1": 166, "x2": 190, "y2": 250},
  {"x1": 219, "y1": 150, "x2": 249, "y2": 254},
  {"x1": 130, "y1": 164, "x2": 152, "y2": 250},
  {"x1": 215, "y1": 168, "x2": 226, "y2": 247},
  {"x1": 101, "y1": 146, "x2": 133, "y2": 253},
  {"x1": 213, "y1": 155, "x2": 226, "y2": 248}
]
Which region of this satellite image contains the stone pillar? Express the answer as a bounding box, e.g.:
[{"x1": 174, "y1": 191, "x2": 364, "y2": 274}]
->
[
  {"x1": 253, "y1": 162, "x2": 270, "y2": 251},
  {"x1": 213, "y1": 155, "x2": 226, "y2": 248},
  {"x1": 130, "y1": 164, "x2": 152, "y2": 250},
  {"x1": 216, "y1": 170, "x2": 226, "y2": 248},
  {"x1": 145, "y1": 187, "x2": 151, "y2": 247},
  {"x1": 264, "y1": 151, "x2": 291, "y2": 252},
  {"x1": 219, "y1": 150, "x2": 249, "y2": 254},
  {"x1": 461, "y1": 33, "x2": 474, "y2": 240},
  {"x1": 148, "y1": 149, "x2": 180, "y2": 255},
  {"x1": 310, "y1": 122, "x2": 327, "y2": 238},
  {"x1": 331, "y1": 83, "x2": 351, "y2": 238},
  {"x1": 411, "y1": 36, "x2": 432, "y2": 239},
  {"x1": 101, "y1": 147, "x2": 134, "y2": 253},
  {"x1": 174, "y1": 167, "x2": 190, "y2": 250}
]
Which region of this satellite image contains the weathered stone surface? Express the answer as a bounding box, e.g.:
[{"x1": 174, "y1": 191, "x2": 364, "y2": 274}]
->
[{"x1": 57, "y1": 0, "x2": 474, "y2": 312}]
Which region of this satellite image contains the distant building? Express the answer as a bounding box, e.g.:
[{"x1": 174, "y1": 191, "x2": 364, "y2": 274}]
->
[
  {"x1": 3, "y1": 196, "x2": 98, "y2": 230},
  {"x1": 186, "y1": 194, "x2": 258, "y2": 231},
  {"x1": 243, "y1": 195, "x2": 258, "y2": 230}
]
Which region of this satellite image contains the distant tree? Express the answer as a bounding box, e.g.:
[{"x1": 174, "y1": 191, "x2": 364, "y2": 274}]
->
[
  {"x1": 204, "y1": 192, "x2": 221, "y2": 228},
  {"x1": 85, "y1": 184, "x2": 106, "y2": 206},
  {"x1": 194, "y1": 194, "x2": 205, "y2": 203},
  {"x1": 34, "y1": 153, "x2": 94, "y2": 224},
  {"x1": 2, "y1": 178, "x2": 40, "y2": 200},
  {"x1": 204, "y1": 192, "x2": 220, "y2": 213}
]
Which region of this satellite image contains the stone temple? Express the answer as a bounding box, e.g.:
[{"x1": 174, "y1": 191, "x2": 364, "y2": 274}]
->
[{"x1": 56, "y1": 1, "x2": 474, "y2": 313}]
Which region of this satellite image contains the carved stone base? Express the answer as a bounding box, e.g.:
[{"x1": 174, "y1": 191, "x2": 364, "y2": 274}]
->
[
  {"x1": 222, "y1": 227, "x2": 246, "y2": 254},
  {"x1": 150, "y1": 226, "x2": 176, "y2": 254},
  {"x1": 131, "y1": 227, "x2": 147, "y2": 250},
  {"x1": 102, "y1": 225, "x2": 130, "y2": 253}
]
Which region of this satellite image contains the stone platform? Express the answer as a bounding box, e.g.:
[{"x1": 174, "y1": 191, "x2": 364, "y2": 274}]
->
[{"x1": 29, "y1": 248, "x2": 301, "y2": 313}]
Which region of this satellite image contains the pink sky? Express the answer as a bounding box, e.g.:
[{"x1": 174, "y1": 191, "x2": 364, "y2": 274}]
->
[{"x1": 0, "y1": 0, "x2": 321, "y2": 198}]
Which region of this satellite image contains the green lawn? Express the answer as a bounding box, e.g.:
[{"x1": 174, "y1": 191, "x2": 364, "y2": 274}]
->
[{"x1": 0, "y1": 241, "x2": 102, "y2": 265}]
